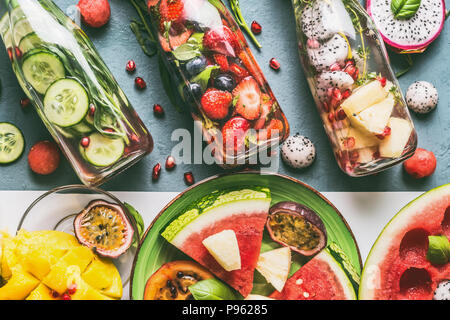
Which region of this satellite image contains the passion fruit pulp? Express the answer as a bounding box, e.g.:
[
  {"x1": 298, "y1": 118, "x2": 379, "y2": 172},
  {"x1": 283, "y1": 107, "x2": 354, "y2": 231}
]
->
[
  {"x1": 267, "y1": 201, "x2": 327, "y2": 256},
  {"x1": 144, "y1": 261, "x2": 214, "y2": 300},
  {"x1": 74, "y1": 200, "x2": 134, "y2": 259}
]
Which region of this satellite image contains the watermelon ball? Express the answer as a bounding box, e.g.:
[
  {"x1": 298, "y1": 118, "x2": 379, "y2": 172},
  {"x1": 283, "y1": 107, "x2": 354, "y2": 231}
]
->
[
  {"x1": 281, "y1": 134, "x2": 316, "y2": 169},
  {"x1": 28, "y1": 141, "x2": 60, "y2": 175},
  {"x1": 403, "y1": 148, "x2": 436, "y2": 179},
  {"x1": 77, "y1": 0, "x2": 111, "y2": 28}
]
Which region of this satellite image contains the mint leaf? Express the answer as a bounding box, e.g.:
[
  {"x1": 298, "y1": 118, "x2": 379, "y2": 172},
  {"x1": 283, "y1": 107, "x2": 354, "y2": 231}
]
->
[
  {"x1": 192, "y1": 65, "x2": 220, "y2": 91},
  {"x1": 391, "y1": 0, "x2": 422, "y2": 20},
  {"x1": 427, "y1": 235, "x2": 450, "y2": 265},
  {"x1": 189, "y1": 279, "x2": 240, "y2": 300},
  {"x1": 124, "y1": 203, "x2": 145, "y2": 240},
  {"x1": 172, "y1": 43, "x2": 201, "y2": 61}
]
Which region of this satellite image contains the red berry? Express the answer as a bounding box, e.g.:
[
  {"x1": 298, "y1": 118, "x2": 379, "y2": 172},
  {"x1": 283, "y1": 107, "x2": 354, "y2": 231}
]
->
[
  {"x1": 378, "y1": 76, "x2": 387, "y2": 87},
  {"x1": 251, "y1": 21, "x2": 262, "y2": 35},
  {"x1": 184, "y1": 171, "x2": 195, "y2": 186},
  {"x1": 126, "y1": 60, "x2": 136, "y2": 72},
  {"x1": 67, "y1": 284, "x2": 77, "y2": 295},
  {"x1": 80, "y1": 137, "x2": 90, "y2": 148},
  {"x1": 28, "y1": 141, "x2": 60, "y2": 175},
  {"x1": 269, "y1": 58, "x2": 280, "y2": 70},
  {"x1": 232, "y1": 77, "x2": 261, "y2": 120},
  {"x1": 14, "y1": 47, "x2": 22, "y2": 59},
  {"x1": 344, "y1": 64, "x2": 356, "y2": 78},
  {"x1": 327, "y1": 112, "x2": 335, "y2": 123},
  {"x1": 403, "y1": 148, "x2": 436, "y2": 179},
  {"x1": 153, "y1": 104, "x2": 165, "y2": 117},
  {"x1": 20, "y1": 97, "x2": 30, "y2": 109},
  {"x1": 200, "y1": 88, "x2": 232, "y2": 120},
  {"x1": 7, "y1": 47, "x2": 13, "y2": 61},
  {"x1": 203, "y1": 26, "x2": 240, "y2": 56},
  {"x1": 229, "y1": 63, "x2": 249, "y2": 80},
  {"x1": 343, "y1": 137, "x2": 355, "y2": 149},
  {"x1": 375, "y1": 126, "x2": 391, "y2": 140},
  {"x1": 89, "y1": 103, "x2": 96, "y2": 116},
  {"x1": 165, "y1": 155, "x2": 176, "y2": 170},
  {"x1": 329, "y1": 63, "x2": 341, "y2": 71},
  {"x1": 336, "y1": 109, "x2": 347, "y2": 120},
  {"x1": 373, "y1": 150, "x2": 381, "y2": 159},
  {"x1": 152, "y1": 163, "x2": 161, "y2": 181},
  {"x1": 77, "y1": 0, "x2": 111, "y2": 28},
  {"x1": 342, "y1": 89, "x2": 351, "y2": 99},
  {"x1": 213, "y1": 54, "x2": 229, "y2": 72},
  {"x1": 332, "y1": 88, "x2": 342, "y2": 101},
  {"x1": 222, "y1": 116, "x2": 251, "y2": 153},
  {"x1": 322, "y1": 101, "x2": 330, "y2": 113},
  {"x1": 62, "y1": 293, "x2": 71, "y2": 300},
  {"x1": 135, "y1": 77, "x2": 147, "y2": 90}
]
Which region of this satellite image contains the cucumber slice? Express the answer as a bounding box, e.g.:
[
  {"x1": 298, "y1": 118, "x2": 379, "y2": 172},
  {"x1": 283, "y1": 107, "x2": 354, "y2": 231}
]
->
[
  {"x1": 82, "y1": 133, "x2": 125, "y2": 167},
  {"x1": 43, "y1": 78, "x2": 89, "y2": 127},
  {"x1": 18, "y1": 32, "x2": 42, "y2": 53},
  {"x1": 0, "y1": 122, "x2": 25, "y2": 164},
  {"x1": 0, "y1": 13, "x2": 9, "y2": 38},
  {"x1": 13, "y1": 18, "x2": 33, "y2": 44},
  {"x1": 22, "y1": 50, "x2": 65, "y2": 94},
  {"x1": 72, "y1": 121, "x2": 94, "y2": 134}
]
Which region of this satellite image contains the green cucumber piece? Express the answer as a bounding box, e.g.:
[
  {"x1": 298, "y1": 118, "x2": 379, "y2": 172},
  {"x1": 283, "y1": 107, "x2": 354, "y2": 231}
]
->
[
  {"x1": 43, "y1": 78, "x2": 89, "y2": 127},
  {"x1": 81, "y1": 133, "x2": 125, "y2": 167},
  {"x1": 18, "y1": 32, "x2": 42, "y2": 53},
  {"x1": 22, "y1": 50, "x2": 65, "y2": 94},
  {"x1": 0, "y1": 13, "x2": 9, "y2": 39},
  {"x1": 12, "y1": 18, "x2": 33, "y2": 44},
  {"x1": 72, "y1": 120, "x2": 94, "y2": 134},
  {"x1": 0, "y1": 122, "x2": 25, "y2": 164}
]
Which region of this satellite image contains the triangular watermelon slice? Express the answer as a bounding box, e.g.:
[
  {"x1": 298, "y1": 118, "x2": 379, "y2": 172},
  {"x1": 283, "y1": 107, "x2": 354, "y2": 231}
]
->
[
  {"x1": 161, "y1": 188, "x2": 271, "y2": 297},
  {"x1": 269, "y1": 249, "x2": 357, "y2": 300}
]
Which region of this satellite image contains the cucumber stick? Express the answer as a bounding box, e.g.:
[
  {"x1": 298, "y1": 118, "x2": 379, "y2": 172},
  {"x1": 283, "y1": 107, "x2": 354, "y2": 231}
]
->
[
  {"x1": 0, "y1": 123, "x2": 25, "y2": 164},
  {"x1": 44, "y1": 78, "x2": 89, "y2": 127}
]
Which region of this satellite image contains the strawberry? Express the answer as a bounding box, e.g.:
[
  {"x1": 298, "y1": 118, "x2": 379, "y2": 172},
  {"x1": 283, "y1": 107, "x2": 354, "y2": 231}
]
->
[
  {"x1": 229, "y1": 63, "x2": 249, "y2": 82},
  {"x1": 159, "y1": 0, "x2": 184, "y2": 28},
  {"x1": 253, "y1": 94, "x2": 273, "y2": 130},
  {"x1": 238, "y1": 50, "x2": 265, "y2": 86},
  {"x1": 147, "y1": 0, "x2": 159, "y2": 9},
  {"x1": 222, "y1": 116, "x2": 251, "y2": 154},
  {"x1": 203, "y1": 26, "x2": 240, "y2": 57},
  {"x1": 158, "y1": 29, "x2": 193, "y2": 52},
  {"x1": 201, "y1": 88, "x2": 232, "y2": 120},
  {"x1": 258, "y1": 119, "x2": 284, "y2": 141},
  {"x1": 213, "y1": 54, "x2": 229, "y2": 72},
  {"x1": 232, "y1": 77, "x2": 261, "y2": 120}
]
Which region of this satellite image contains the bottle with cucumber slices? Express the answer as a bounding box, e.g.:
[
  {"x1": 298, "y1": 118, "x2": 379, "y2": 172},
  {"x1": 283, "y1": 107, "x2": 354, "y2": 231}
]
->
[{"x1": 0, "y1": 0, "x2": 153, "y2": 185}]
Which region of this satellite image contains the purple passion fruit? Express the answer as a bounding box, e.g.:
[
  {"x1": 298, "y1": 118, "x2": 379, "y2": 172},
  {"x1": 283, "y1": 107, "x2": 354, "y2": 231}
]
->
[
  {"x1": 267, "y1": 201, "x2": 327, "y2": 256},
  {"x1": 74, "y1": 200, "x2": 134, "y2": 259},
  {"x1": 143, "y1": 261, "x2": 214, "y2": 300}
]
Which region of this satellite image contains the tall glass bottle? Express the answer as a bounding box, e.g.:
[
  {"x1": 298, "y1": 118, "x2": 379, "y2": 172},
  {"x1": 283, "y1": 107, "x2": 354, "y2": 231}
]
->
[
  {"x1": 0, "y1": 0, "x2": 153, "y2": 186},
  {"x1": 291, "y1": 0, "x2": 417, "y2": 176}
]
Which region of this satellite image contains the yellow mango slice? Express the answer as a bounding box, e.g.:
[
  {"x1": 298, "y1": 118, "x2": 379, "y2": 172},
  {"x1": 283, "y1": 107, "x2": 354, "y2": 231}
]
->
[
  {"x1": 0, "y1": 266, "x2": 39, "y2": 300},
  {"x1": 82, "y1": 257, "x2": 122, "y2": 298},
  {"x1": 26, "y1": 284, "x2": 57, "y2": 300}
]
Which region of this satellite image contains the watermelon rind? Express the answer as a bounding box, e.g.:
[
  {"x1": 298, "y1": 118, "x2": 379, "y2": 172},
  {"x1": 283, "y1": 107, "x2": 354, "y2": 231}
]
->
[
  {"x1": 328, "y1": 242, "x2": 360, "y2": 292},
  {"x1": 359, "y1": 183, "x2": 450, "y2": 300}
]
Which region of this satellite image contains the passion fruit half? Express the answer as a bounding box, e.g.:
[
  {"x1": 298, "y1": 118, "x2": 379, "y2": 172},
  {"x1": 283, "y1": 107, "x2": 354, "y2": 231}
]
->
[
  {"x1": 143, "y1": 261, "x2": 214, "y2": 300},
  {"x1": 74, "y1": 200, "x2": 134, "y2": 259},
  {"x1": 267, "y1": 201, "x2": 327, "y2": 256}
]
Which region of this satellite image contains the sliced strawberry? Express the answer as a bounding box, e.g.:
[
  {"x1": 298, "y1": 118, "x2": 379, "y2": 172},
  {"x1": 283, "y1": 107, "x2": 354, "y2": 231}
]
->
[
  {"x1": 229, "y1": 63, "x2": 249, "y2": 82},
  {"x1": 201, "y1": 88, "x2": 232, "y2": 120},
  {"x1": 222, "y1": 116, "x2": 251, "y2": 154},
  {"x1": 159, "y1": 29, "x2": 193, "y2": 52},
  {"x1": 203, "y1": 26, "x2": 241, "y2": 57},
  {"x1": 258, "y1": 119, "x2": 284, "y2": 142},
  {"x1": 213, "y1": 54, "x2": 229, "y2": 72},
  {"x1": 253, "y1": 94, "x2": 273, "y2": 130},
  {"x1": 232, "y1": 77, "x2": 261, "y2": 120},
  {"x1": 238, "y1": 50, "x2": 265, "y2": 86}
]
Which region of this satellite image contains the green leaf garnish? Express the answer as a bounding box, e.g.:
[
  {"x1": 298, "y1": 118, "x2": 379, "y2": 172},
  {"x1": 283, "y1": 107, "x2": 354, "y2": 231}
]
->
[
  {"x1": 172, "y1": 43, "x2": 201, "y2": 61},
  {"x1": 192, "y1": 65, "x2": 220, "y2": 91},
  {"x1": 189, "y1": 278, "x2": 241, "y2": 300},
  {"x1": 427, "y1": 235, "x2": 450, "y2": 265},
  {"x1": 391, "y1": 0, "x2": 422, "y2": 20}
]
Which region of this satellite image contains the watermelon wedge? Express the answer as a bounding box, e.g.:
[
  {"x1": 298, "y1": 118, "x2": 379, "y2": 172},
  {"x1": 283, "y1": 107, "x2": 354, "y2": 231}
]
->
[
  {"x1": 269, "y1": 249, "x2": 357, "y2": 300},
  {"x1": 161, "y1": 188, "x2": 271, "y2": 297},
  {"x1": 360, "y1": 184, "x2": 450, "y2": 300}
]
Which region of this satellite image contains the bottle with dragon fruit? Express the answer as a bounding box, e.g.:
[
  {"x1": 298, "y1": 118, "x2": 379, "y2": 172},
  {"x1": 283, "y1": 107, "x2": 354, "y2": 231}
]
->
[
  {"x1": 291, "y1": 0, "x2": 417, "y2": 176},
  {"x1": 148, "y1": 0, "x2": 289, "y2": 166},
  {"x1": 0, "y1": 0, "x2": 153, "y2": 186}
]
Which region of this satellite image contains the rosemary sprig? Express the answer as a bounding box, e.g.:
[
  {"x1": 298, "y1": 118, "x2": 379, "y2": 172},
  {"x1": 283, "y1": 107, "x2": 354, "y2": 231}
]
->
[{"x1": 228, "y1": 0, "x2": 262, "y2": 49}]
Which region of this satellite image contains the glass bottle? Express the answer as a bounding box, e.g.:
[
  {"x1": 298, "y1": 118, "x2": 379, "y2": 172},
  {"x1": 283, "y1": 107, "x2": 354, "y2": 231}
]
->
[
  {"x1": 0, "y1": 0, "x2": 153, "y2": 186},
  {"x1": 291, "y1": 0, "x2": 417, "y2": 176},
  {"x1": 147, "y1": 0, "x2": 289, "y2": 167}
]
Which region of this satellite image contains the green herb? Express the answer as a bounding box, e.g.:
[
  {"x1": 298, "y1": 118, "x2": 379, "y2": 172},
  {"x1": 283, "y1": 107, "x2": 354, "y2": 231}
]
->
[
  {"x1": 172, "y1": 43, "x2": 201, "y2": 61},
  {"x1": 427, "y1": 235, "x2": 450, "y2": 265},
  {"x1": 228, "y1": 0, "x2": 262, "y2": 48},
  {"x1": 391, "y1": 0, "x2": 422, "y2": 20},
  {"x1": 130, "y1": 20, "x2": 157, "y2": 57},
  {"x1": 124, "y1": 202, "x2": 145, "y2": 240},
  {"x1": 395, "y1": 54, "x2": 413, "y2": 78},
  {"x1": 192, "y1": 65, "x2": 220, "y2": 91},
  {"x1": 189, "y1": 278, "x2": 240, "y2": 300}
]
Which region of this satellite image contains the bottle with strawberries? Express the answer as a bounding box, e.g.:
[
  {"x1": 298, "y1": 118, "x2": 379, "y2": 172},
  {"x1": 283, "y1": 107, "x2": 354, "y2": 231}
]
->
[
  {"x1": 291, "y1": 0, "x2": 417, "y2": 176},
  {"x1": 148, "y1": 0, "x2": 289, "y2": 166}
]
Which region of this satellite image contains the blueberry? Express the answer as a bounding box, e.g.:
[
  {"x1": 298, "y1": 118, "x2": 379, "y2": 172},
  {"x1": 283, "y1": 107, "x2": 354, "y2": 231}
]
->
[
  {"x1": 213, "y1": 74, "x2": 236, "y2": 92},
  {"x1": 185, "y1": 56, "x2": 206, "y2": 76},
  {"x1": 183, "y1": 83, "x2": 203, "y2": 103}
]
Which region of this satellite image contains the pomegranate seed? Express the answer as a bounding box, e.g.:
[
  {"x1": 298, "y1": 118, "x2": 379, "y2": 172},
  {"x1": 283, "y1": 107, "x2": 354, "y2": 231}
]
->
[
  {"x1": 130, "y1": 134, "x2": 139, "y2": 143},
  {"x1": 349, "y1": 150, "x2": 359, "y2": 162},
  {"x1": 352, "y1": 69, "x2": 359, "y2": 80},
  {"x1": 327, "y1": 112, "x2": 335, "y2": 123},
  {"x1": 344, "y1": 64, "x2": 356, "y2": 78},
  {"x1": 80, "y1": 137, "x2": 90, "y2": 148},
  {"x1": 14, "y1": 47, "x2": 22, "y2": 59},
  {"x1": 269, "y1": 58, "x2": 280, "y2": 70},
  {"x1": 344, "y1": 59, "x2": 355, "y2": 67},
  {"x1": 330, "y1": 97, "x2": 341, "y2": 110},
  {"x1": 332, "y1": 88, "x2": 342, "y2": 100},
  {"x1": 329, "y1": 63, "x2": 341, "y2": 71},
  {"x1": 152, "y1": 163, "x2": 161, "y2": 181},
  {"x1": 126, "y1": 60, "x2": 136, "y2": 73},
  {"x1": 62, "y1": 293, "x2": 71, "y2": 300},
  {"x1": 20, "y1": 97, "x2": 30, "y2": 109},
  {"x1": 373, "y1": 150, "x2": 381, "y2": 159},
  {"x1": 251, "y1": 21, "x2": 262, "y2": 35},
  {"x1": 378, "y1": 76, "x2": 387, "y2": 87},
  {"x1": 306, "y1": 38, "x2": 320, "y2": 49},
  {"x1": 7, "y1": 48, "x2": 13, "y2": 61},
  {"x1": 165, "y1": 155, "x2": 176, "y2": 170},
  {"x1": 89, "y1": 103, "x2": 96, "y2": 116},
  {"x1": 184, "y1": 171, "x2": 195, "y2": 186},
  {"x1": 336, "y1": 109, "x2": 347, "y2": 120},
  {"x1": 322, "y1": 101, "x2": 330, "y2": 112},
  {"x1": 67, "y1": 284, "x2": 77, "y2": 295},
  {"x1": 326, "y1": 87, "x2": 334, "y2": 98},
  {"x1": 135, "y1": 77, "x2": 147, "y2": 90},
  {"x1": 342, "y1": 89, "x2": 351, "y2": 99},
  {"x1": 51, "y1": 290, "x2": 59, "y2": 298},
  {"x1": 376, "y1": 126, "x2": 391, "y2": 140},
  {"x1": 343, "y1": 137, "x2": 355, "y2": 149},
  {"x1": 153, "y1": 104, "x2": 165, "y2": 117},
  {"x1": 104, "y1": 128, "x2": 115, "y2": 133}
]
